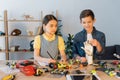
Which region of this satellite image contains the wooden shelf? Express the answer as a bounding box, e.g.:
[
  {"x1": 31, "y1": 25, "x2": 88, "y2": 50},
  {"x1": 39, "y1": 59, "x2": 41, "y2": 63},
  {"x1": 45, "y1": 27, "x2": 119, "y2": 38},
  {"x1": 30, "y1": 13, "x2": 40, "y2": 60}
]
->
[
  {"x1": 9, "y1": 50, "x2": 33, "y2": 53},
  {"x1": 8, "y1": 19, "x2": 42, "y2": 22},
  {"x1": 8, "y1": 35, "x2": 36, "y2": 37},
  {"x1": 2, "y1": 10, "x2": 58, "y2": 60},
  {"x1": 0, "y1": 36, "x2": 6, "y2": 37},
  {"x1": 0, "y1": 20, "x2": 4, "y2": 21},
  {"x1": 0, "y1": 50, "x2": 6, "y2": 52}
]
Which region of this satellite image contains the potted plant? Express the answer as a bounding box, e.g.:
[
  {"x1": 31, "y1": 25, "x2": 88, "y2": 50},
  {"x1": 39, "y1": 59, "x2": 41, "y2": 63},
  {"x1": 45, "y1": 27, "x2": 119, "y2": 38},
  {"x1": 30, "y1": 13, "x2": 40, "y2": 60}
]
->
[{"x1": 65, "y1": 34, "x2": 74, "y2": 59}]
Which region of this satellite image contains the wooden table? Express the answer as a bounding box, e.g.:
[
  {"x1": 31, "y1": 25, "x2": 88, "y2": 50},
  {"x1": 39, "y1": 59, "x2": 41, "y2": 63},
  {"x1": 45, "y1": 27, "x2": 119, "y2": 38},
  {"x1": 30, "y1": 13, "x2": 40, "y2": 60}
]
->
[{"x1": 0, "y1": 60, "x2": 119, "y2": 80}]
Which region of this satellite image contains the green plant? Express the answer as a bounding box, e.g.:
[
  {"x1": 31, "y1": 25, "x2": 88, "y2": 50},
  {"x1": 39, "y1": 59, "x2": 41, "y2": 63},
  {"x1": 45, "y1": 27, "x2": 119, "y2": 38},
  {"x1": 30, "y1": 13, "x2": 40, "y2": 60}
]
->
[{"x1": 65, "y1": 34, "x2": 74, "y2": 59}]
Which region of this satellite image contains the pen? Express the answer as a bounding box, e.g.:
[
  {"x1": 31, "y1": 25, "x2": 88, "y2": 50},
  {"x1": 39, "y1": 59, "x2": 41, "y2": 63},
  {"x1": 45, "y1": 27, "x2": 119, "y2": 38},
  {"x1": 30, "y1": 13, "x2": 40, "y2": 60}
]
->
[{"x1": 47, "y1": 51, "x2": 54, "y2": 60}]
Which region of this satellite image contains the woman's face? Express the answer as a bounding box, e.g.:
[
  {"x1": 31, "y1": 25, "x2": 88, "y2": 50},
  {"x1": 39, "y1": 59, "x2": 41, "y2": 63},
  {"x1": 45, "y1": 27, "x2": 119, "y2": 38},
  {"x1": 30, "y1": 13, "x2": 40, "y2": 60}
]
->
[
  {"x1": 44, "y1": 20, "x2": 57, "y2": 35},
  {"x1": 80, "y1": 16, "x2": 95, "y2": 33}
]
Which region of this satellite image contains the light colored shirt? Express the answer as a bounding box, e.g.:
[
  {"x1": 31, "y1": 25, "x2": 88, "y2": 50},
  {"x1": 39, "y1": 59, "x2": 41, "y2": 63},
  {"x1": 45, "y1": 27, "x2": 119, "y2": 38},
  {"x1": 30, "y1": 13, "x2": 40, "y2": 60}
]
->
[{"x1": 87, "y1": 33, "x2": 93, "y2": 41}]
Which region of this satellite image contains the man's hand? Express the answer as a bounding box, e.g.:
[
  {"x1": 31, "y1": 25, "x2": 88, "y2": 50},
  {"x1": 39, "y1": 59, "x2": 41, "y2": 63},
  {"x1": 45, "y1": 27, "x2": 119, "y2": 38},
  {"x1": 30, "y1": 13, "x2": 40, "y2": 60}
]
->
[
  {"x1": 76, "y1": 56, "x2": 87, "y2": 63},
  {"x1": 89, "y1": 39, "x2": 99, "y2": 47}
]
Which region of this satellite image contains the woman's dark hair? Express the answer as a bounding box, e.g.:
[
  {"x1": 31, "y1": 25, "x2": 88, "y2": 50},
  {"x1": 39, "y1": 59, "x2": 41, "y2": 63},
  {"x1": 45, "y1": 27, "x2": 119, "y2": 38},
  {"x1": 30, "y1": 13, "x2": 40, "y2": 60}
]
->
[
  {"x1": 80, "y1": 9, "x2": 95, "y2": 20},
  {"x1": 39, "y1": 14, "x2": 58, "y2": 35}
]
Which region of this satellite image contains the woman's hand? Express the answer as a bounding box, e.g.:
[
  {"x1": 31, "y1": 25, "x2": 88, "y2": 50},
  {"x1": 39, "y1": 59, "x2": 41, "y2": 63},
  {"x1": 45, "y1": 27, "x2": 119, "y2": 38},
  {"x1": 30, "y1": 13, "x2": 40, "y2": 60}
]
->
[{"x1": 49, "y1": 59, "x2": 56, "y2": 63}]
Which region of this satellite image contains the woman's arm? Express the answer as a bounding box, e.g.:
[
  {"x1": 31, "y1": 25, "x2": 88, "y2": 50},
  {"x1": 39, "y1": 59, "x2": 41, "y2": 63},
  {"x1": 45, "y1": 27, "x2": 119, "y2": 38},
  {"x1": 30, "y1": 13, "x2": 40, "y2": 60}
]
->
[
  {"x1": 59, "y1": 50, "x2": 67, "y2": 62},
  {"x1": 58, "y1": 36, "x2": 67, "y2": 62}
]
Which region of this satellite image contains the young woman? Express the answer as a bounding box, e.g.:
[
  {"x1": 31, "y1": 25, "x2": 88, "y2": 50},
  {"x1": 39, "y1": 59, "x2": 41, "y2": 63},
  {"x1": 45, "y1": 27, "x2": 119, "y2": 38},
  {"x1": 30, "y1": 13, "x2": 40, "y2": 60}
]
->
[
  {"x1": 34, "y1": 14, "x2": 66, "y2": 64},
  {"x1": 73, "y1": 9, "x2": 106, "y2": 62}
]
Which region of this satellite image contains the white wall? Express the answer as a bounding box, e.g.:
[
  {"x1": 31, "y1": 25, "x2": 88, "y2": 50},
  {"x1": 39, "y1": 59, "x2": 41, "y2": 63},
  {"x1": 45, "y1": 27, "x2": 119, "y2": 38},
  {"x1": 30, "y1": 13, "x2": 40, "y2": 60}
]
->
[{"x1": 0, "y1": 0, "x2": 120, "y2": 59}]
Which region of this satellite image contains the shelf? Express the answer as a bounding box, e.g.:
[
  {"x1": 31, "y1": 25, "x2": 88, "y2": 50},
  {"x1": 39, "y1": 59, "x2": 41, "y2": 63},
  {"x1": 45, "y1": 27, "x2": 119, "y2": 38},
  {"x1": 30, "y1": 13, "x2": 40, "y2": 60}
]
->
[
  {"x1": 9, "y1": 50, "x2": 33, "y2": 53},
  {"x1": 0, "y1": 20, "x2": 4, "y2": 21},
  {"x1": 8, "y1": 35, "x2": 36, "y2": 37},
  {"x1": 0, "y1": 36, "x2": 6, "y2": 37},
  {"x1": 2, "y1": 10, "x2": 58, "y2": 60},
  {"x1": 8, "y1": 19, "x2": 42, "y2": 22},
  {"x1": 0, "y1": 50, "x2": 6, "y2": 52}
]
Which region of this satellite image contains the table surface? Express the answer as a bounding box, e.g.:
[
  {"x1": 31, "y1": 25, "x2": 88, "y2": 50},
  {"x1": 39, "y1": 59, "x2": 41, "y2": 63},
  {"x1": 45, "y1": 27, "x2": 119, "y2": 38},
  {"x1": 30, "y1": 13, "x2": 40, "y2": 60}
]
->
[{"x1": 0, "y1": 60, "x2": 119, "y2": 80}]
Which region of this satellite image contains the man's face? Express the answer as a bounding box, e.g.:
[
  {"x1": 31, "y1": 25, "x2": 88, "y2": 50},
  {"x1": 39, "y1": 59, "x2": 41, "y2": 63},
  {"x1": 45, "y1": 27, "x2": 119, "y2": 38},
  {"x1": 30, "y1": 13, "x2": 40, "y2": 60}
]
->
[{"x1": 80, "y1": 16, "x2": 95, "y2": 33}]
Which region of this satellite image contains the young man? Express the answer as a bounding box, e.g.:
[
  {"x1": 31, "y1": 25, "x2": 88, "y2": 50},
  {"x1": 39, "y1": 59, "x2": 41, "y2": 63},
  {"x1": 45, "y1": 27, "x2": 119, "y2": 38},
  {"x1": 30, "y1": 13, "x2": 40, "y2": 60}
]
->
[{"x1": 73, "y1": 9, "x2": 106, "y2": 62}]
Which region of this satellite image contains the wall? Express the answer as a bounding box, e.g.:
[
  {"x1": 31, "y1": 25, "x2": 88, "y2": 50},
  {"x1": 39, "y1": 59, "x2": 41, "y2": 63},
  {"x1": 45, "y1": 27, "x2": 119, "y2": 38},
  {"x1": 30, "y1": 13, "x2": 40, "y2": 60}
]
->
[{"x1": 0, "y1": 0, "x2": 120, "y2": 59}]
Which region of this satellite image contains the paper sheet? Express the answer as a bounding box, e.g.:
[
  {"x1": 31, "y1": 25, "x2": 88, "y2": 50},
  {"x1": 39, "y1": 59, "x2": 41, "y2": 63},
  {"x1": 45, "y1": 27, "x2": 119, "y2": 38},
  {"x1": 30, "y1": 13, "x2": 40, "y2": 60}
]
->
[
  {"x1": 0, "y1": 66, "x2": 20, "y2": 74},
  {"x1": 38, "y1": 61, "x2": 48, "y2": 66}
]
